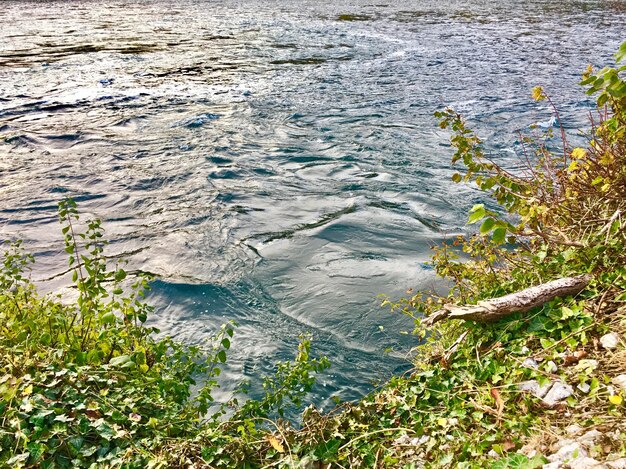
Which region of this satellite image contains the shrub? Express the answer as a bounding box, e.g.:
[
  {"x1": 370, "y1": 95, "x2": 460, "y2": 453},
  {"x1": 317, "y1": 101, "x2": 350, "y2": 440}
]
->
[{"x1": 0, "y1": 199, "x2": 328, "y2": 468}]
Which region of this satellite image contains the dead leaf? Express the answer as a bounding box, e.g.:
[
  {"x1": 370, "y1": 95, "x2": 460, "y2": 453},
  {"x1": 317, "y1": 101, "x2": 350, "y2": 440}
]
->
[
  {"x1": 84, "y1": 409, "x2": 102, "y2": 420},
  {"x1": 267, "y1": 435, "x2": 284, "y2": 453},
  {"x1": 563, "y1": 350, "x2": 587, "y2": 366},
  {"x1": 502, "y1": 439, "x2": 515, "y2": 452},
  {"x1": 490, "y1": 388, "x2": 504, "y2": 420}
]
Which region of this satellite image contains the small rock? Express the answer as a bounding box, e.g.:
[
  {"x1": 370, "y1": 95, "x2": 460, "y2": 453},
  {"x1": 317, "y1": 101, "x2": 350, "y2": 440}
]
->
[
  {"x1": 522, "y1": 448, "x2": 538, "y2": 459},
  {"x1": 566, "y1": 424, "x2": 583, "y2": 436},
  {"x1": 613, "y1": 375, "x2": 626, "y2": 391},
  {"x1": 542, "y1": 463, "x2": 560, "y2": 469},
  {"x1": 523, "y1": 357, "x2": 540, "y2": 369},
  {"x1": 518, "y1": 380, "x2": 553, "y2": 398},
  {"x1": 552, "y1": 439, "x2": 576, "y2": 451},
  {"x1": 547, "y1": 442, "x2": 587, "y2": 463},
  {"x1": 569, "y1": 457, "x2": 605, "y2": 469},
  {"x1": 487, "y1": 449, "x2": 499, "y2": 458},
  {"x1": 546, "y1": 360, "x2": 558, "y2": 373},
  {"x1": 542, "y1": 382, "x2": 574, "y2": 407},
  {"x1": 519, "y1": 443, "x2": 538, "y2": 458},
  {"x1": 607, "y1": 459, "x2": 626, "y2": 469},
  {"x1": 394, "y1": 435, "x2": 411, "y2": 445},
  {"x1": 577, "y1": 429, "x2": 602, "y2": 447},
  {"x1": 600, "y1": 332, "x2": 620, "y2": 350},
  {"x1": 577, "y1": 382, "x2": 591, "y2": 394}
]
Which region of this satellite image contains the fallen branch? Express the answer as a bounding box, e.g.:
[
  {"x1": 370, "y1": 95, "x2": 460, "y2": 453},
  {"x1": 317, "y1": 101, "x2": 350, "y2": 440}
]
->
[{"x1": 422, "y1": 274, "x2": 592, "y2": 326}]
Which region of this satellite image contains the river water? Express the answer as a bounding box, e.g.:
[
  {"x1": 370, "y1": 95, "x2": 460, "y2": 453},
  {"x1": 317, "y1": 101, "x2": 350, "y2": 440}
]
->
[{"x1": 0, "y1": 0, "x2": 624, "y2": 411}]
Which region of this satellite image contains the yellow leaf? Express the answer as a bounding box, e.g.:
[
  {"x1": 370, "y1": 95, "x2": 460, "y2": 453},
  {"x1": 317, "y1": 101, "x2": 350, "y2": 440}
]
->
[
  {"x1": 437, "y1": 418, "x2": 447, "y2": 426},
  {"x1": 531, "y1": 86, "x2": 545, "y2": 101},
  {"x1": 139, "y1": 364, "x2": 149, "y2": 373},
  {"x1": 571, "y1": 147, "x2": 587, "y2": 160},
  {"x1": 609, "y1": 395, "x2": 623, "y2": 405},
  {"x1": 23, "y1": 384, "x2": 33, "y2": 396},
  {"x1": 267, "y1": 435, "x2": 285, "y2": 453}
]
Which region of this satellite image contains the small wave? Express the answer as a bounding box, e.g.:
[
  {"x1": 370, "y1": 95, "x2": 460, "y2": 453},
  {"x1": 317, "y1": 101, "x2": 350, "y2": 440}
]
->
[{"x1": 177, "y1": 113, "x2": 221, "y2": 128}]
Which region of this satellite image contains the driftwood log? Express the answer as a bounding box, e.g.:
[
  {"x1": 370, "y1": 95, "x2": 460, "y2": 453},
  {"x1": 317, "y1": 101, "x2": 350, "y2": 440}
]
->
[{"x1": 422, "y1": 274, "x2": 592, "y2": 326}]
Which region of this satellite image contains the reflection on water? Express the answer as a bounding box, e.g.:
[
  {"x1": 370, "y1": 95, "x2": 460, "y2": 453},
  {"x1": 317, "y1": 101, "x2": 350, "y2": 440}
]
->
[{"x1": 0, "y1": 0, "x2": 624, "y2": 411}]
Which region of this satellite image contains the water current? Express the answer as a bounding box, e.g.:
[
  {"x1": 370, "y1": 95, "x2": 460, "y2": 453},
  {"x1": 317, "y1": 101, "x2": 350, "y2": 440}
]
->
[{"x1": 1, "y1": 0, "x2": 624, "y2": 411}]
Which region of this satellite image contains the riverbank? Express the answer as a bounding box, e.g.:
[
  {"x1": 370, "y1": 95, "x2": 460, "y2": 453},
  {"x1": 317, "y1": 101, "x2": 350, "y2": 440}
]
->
[{"x1": 2, "y1": 42, "x2": 625, "y2": 468}]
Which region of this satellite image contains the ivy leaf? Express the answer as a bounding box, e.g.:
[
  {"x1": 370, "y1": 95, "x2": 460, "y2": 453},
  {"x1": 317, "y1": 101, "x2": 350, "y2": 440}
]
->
[
  {"x1": 54, "y1": 414, "x2": 74, "y2": 422},
  {"x1": 6, "y1": 454, "x2": 30, "y2": 465},
  {"x1": 492, "y1": 453, "x2": 545, "y2": 469}
]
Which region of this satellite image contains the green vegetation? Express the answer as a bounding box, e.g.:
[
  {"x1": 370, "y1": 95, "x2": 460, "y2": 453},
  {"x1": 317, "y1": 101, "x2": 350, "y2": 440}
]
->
[
  {"x1": 1, "y1": 42, "x2": 625, "y2": 467},
  {"x1": 0, "y1": 201, "x2": 329, "y2": 467}
]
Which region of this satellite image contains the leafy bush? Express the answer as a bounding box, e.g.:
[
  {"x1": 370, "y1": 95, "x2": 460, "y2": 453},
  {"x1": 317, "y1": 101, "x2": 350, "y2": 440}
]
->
[
  {"x1": 318, "y1": 40, "x2": 626, "y2": 467},
  {"x1": 0, "y1": 199, "x2": 329, "y2": 468}
]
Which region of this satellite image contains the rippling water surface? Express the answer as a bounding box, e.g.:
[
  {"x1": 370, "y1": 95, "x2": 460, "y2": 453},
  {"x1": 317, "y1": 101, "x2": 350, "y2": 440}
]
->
[{"x1": 1, "y1": 0, "x2": 624, "y2": 410}]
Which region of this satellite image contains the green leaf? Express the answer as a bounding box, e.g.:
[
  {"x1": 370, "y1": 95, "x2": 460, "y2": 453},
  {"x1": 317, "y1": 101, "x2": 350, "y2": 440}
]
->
[
  {"x1": 68, "y1": 436, "x2": 84, "y2": 451},
  {"x1": 452, "y1": 173, "x2": 462, "y2": 183},
  {"x1": 598, "y1": 93, "x2": 609, "y2": 108},
  {"x1": 480, "y1": 217, "x2": 496, "y2": 234},
  {"x1": 100, "y1": 312, "x2": 116, "y2": 325},
  {"x1": 540, "y1": 338, "x2": 554, "y2": 349},
  {"x1": 468, "y1": 206, "x2": 486, "y2": 224},
  {"x1": 615, "y1": 40, "x2": 626, "y2": 63},
  {"x1": 492, "y1": 227, "x2": 506, "y2": 244},
  {"x1": 109, "y1": 355, "x2": 132, "y2": 367},
  {"x1": 39, "y1": 333, "x2": 51, "y2": 345},
  {"x1": 221, "y1": 338, "x2": 231, "y2": 350},
  {"x1": 217, "y1": 350, "x2": 227, "y2": 363},
  {"x1": 492, "y1": 453, "x2": 546, "y2": 469},
  {"x1": 579, "y1": 76, "x2": 597, "y2": 86}
]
